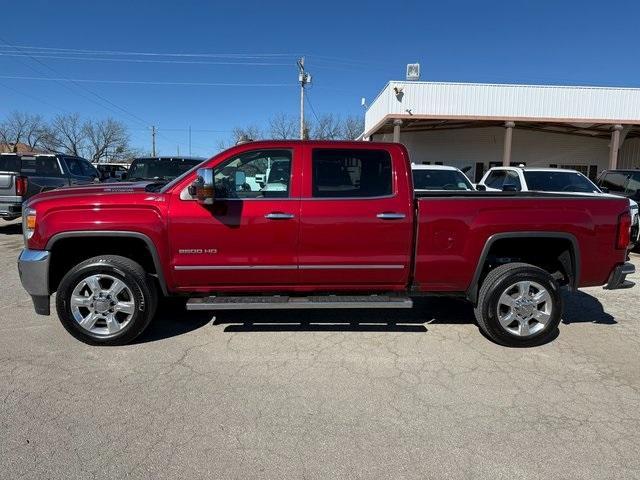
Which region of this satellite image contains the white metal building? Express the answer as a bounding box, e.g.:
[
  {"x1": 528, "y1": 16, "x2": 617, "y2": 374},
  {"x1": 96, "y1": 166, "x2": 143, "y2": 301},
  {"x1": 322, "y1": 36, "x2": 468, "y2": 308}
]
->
[{"x1": 362, "y1": 81, "x2": 640, "y2": 182}]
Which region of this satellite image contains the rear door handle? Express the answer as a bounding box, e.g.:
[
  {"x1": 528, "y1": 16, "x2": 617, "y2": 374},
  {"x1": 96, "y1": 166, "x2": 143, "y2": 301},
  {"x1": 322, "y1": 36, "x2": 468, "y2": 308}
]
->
[
  {"x1": 377, "y1": 212, "x2": 406, "y2": 220},
  {"x1": 265, "y1": 212, "x2": 295, "y2": 220}
]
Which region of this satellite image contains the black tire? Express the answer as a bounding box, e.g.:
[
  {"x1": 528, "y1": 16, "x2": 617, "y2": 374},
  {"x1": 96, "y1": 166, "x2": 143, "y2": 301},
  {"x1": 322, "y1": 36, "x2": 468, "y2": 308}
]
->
[
  {"x1": 473, "y1": 262, "x2": 562, "y2": 347},
  {"x1": 56, "y1": 255, "x2": 158, "y2": 346}
]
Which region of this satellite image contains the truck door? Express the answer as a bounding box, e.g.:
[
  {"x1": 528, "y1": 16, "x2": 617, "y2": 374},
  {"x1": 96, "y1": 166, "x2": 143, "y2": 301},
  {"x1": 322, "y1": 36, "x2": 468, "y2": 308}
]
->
[
  {"x1": 298, "y1": 146, "x2": 413, "y2": 287},
  {"x1": 169, "y1": 146, "x2": 302, "y2": 288}
]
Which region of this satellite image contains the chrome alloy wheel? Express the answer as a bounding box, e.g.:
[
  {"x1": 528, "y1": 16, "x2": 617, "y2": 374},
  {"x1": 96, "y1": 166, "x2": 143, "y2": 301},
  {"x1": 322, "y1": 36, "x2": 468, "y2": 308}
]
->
[
  {"x1": 497, "y1": 280, "x2": 552, "y2": 337},
  {"x1": 69, "y1": 274, "x2": 136, "y2": 336}
]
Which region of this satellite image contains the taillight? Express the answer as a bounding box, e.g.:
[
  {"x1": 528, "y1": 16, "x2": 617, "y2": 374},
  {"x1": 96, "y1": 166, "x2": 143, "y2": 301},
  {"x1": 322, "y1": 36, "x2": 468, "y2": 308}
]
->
[
  {"x1": 15, "y1": 176, "x2": 27, "y2": 196},
  {"x1": 616, "y1": 212, "x2": 631, "y2": 250}
]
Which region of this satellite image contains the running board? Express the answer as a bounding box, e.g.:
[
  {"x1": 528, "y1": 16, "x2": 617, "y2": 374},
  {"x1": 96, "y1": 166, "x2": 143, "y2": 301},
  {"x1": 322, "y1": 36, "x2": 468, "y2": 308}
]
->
[{"x1": 186, "y1": 295, "x2": 413, "y2": 311}]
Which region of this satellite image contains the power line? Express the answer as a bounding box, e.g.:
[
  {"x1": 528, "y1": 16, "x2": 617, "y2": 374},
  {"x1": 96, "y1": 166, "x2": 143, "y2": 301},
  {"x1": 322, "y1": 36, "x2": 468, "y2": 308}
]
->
[
  {"x1": 0, "y1": 75, "x2": 296, "y2": 88},
  {"x1": 0, "y1": 52, "x2": 291, "y2": 66},
  {"x1": 0, "y1": 36, "x2": 151, "y2": 129},
  {"x1": 0, "y1": 44, "x2": 301, "y2": 59}
]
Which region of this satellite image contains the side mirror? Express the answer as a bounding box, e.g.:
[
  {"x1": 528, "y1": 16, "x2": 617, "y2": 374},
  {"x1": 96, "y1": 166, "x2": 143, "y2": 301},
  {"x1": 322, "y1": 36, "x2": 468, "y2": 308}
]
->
[
  {"x1": 190, "y1": 168, "x2": 215, "y2": 205},
  {"x1": 476, "y1": 184, "x2": 486, "y2": 191},
  {"x1": 502, "y1": 184, "x2": 518, "y2": 192}
]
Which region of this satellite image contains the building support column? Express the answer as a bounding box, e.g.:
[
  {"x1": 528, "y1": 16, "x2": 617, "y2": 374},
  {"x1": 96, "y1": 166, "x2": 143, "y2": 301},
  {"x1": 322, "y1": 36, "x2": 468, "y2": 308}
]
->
[
  {"x1": 609, "y1": 124, "x2": 623, "y2": 169},
  {"x1": 392, "y1": 119, "x2": 403, "y2": 143},
  {"x1": 502, "y1": 121, "x2": 515, "y2": 166}
]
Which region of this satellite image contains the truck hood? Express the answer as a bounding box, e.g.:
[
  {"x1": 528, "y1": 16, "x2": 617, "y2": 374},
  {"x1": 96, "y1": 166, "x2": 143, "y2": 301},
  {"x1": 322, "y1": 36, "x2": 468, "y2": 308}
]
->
[{"x1": 25, "y1": 181, "x2": 158, "y2": 207}]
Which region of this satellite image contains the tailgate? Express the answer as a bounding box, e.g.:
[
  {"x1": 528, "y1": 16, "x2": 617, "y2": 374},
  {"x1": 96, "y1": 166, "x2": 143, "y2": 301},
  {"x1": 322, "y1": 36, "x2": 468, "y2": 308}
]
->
[{"x1": 0, "y1": 154, "x2": 20, "y2": 197}]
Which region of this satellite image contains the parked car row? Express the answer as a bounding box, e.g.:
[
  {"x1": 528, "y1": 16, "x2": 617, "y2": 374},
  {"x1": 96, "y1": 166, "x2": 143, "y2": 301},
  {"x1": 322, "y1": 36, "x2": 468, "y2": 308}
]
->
[{"x1": 1, "y1": 153, "x2": 206, "y2": 221}]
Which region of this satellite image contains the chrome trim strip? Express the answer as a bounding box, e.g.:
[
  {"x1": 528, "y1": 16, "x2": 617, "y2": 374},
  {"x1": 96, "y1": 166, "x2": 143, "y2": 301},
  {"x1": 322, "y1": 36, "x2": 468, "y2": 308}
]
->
[
  {"x1": 174, "y1": 265, "x2": 297, "y2": 271},
  {"x1": 174, "y1": 264, "x2": 405, "y2": 271},
  {"x1": 299, "y1": 264, "x2": 405, "y2": 270}
]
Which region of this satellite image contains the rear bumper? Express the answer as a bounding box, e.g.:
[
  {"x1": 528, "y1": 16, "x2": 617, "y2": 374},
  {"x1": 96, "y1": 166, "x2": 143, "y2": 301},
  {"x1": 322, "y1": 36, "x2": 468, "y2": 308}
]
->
[
  {"x1": 0, "y1": 200, "x2": 21, "y2": 218},
  {"x1": 604, "y1": 262, "x2": 635, "y2": 290},
  {"x1": 17, "y1": 249, "x2": 51, "y2": 315}
]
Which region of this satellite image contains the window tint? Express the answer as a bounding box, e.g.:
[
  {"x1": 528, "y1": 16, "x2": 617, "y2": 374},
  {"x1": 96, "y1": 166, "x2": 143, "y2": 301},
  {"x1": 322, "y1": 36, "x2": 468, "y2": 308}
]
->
[
  {"x1": 213, "y1": 149, "x2": 292, "y2": 199},
  {"x1": 80, "y1": 159, "x2": 98, "y2": 177},
  {"x1": 600, "y1": 172, "x2": 628, "y2": 193},
  {"x1": 523, "y1": 171, "x2": 600, "y2": 193},
  {"x1": 21, "y1": 156, "x2": 63, "y2": 177},
  {"x1": 485, "y1": 170, "x2": 507, "y2": 188},
  {"x1": 412, "y1": 169, "x2": 473, "y2": 190},
  {"x1": 0, "y1": 154, "x2": 20, "y2": 172},
  {"x1": 503, "y1": 171, "x2": 521, "y2": 190},
  {"x1": 64, "y1": 157, "x2": 85, "y2": 176},
  {"x1": 625, "y1": 172, "x2": 640, "y2": 195},
  {"x1": 312, "y1": 149, "x2": 392, "y2": 198}
]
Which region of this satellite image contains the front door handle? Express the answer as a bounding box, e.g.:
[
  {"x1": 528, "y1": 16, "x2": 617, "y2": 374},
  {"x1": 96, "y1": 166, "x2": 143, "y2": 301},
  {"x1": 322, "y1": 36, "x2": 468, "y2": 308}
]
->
[
  {"x1": 265, "y1": 212, "x2": 295, "y2": 220},
  {"x1": 377, "y1": 212, "x2": 406, "y2": 220}
]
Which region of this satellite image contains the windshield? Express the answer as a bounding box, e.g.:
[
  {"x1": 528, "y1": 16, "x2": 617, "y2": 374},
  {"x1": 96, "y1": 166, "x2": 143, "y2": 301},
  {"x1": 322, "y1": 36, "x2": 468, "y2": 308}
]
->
[
  {"x1": 128, "y1": 157, "x2": 203, "y2": 181},
  {"x1": 523, "y1": 171, "x2": 600, "y2": 193},
  {"x1": 412, "y1": 169, "x2": 473, "y2": 190}
]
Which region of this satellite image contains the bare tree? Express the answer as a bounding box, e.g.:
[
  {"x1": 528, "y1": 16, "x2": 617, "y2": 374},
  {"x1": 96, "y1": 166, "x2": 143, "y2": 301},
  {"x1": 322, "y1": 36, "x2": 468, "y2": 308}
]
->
[
  {"x1": 83, "y1": 118, "x2": 130, "y2": 162},
  {"x1": 269, "y1": 113, "x2": 297, "y2": 139},
  {"x1": 341, "y1": 115, "x2": 364, "y2": 140},
  {"x1": 47, "y1": 113, "x2": 87, "y2": 156},
  {"x1": 0, "y1": 111, "x2": 47, "y2": 152},
  {"x1": 311, "y1": 114, "x2": 342, "y2": 140}
]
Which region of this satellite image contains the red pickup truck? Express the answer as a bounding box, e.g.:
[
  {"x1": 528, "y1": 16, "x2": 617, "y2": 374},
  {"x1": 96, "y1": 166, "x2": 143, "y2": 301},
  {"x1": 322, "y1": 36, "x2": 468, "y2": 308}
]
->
[{"x1": 17, "y1": 141, "x2": 635, "y2": 347}]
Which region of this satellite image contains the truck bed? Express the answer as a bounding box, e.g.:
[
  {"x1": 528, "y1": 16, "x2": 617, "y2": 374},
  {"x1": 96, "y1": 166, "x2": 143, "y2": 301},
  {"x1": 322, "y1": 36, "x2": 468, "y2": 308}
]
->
[{"x1": 414, "y1": 191, "x2": 628, "y2": 293}]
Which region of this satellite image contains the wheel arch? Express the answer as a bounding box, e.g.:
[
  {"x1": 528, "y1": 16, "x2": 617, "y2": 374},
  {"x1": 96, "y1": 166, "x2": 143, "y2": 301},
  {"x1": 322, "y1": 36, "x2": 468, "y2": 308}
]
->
[
  {"x1": 466, "y1": 231, "x2": 580, "y2": 305},
  {"x1": 46, "y1": 231, "x2": 168, "y2": 296}
]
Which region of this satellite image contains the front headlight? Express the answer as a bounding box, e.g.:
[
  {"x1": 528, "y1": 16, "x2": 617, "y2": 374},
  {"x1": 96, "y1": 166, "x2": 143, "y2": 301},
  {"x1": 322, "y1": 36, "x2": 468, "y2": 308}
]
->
[{"x1": 22, "y1": 207, "x2": 36, "y2": 243}]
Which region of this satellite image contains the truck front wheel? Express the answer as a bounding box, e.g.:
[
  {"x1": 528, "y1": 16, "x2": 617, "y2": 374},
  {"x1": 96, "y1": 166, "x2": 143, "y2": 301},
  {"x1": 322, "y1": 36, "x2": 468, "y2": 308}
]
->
[
  {"x1": 56, "y1": 255, "x2": 158, "y2": 345},
  {"x1": 474, "y1": 262, "x2": 562, "y2": 347}
]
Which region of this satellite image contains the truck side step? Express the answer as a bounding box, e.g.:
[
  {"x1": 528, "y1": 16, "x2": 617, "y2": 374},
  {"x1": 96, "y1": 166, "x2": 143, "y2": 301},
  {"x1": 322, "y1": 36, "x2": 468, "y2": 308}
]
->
[{"x1": 186, "y1": 295, "x2": 413, "y2": 311}]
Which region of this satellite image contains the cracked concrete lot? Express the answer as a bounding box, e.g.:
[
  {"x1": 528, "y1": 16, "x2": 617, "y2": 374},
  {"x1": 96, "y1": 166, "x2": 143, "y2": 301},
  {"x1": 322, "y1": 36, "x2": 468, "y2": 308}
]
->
[{"x1": 1, "y1": 219, "x2": 639, "y2": 479}]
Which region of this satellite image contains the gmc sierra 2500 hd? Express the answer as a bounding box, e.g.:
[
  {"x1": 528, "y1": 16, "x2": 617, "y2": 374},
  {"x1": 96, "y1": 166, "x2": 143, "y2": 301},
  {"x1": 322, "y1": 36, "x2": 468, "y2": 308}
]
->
[{"x1": 18, "y1": 141, "x2": 635, "y2": 347}]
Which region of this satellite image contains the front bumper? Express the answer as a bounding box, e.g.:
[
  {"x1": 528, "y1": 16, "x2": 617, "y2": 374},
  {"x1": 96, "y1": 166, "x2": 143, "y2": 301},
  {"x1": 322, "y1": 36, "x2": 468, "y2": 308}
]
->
[
  {"x1": 604, "y1": 262, "x2": 636, "y2": 290},
  {"x1": 17, "y1": 249, "x2": 51, "y2": 315}
]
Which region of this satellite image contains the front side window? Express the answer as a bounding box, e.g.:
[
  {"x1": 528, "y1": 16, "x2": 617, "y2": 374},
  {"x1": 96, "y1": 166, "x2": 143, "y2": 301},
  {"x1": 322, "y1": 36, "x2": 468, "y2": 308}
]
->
[
  {"x1": 504, "y1": 171, "x2": 522, "y2": 190},
  {"x1": 312, "y1": 149, "x2": 392, "y2": 198},
  {"x1": 625, "y1": 172, "x2": 640, "y2": 196},
  {"x1": 64, "y1": 157, "x2": 84, "y2": 176},
  {"x1": 599, "y1": 172, "x2": 628, "y2": 193},
  {"x1": 213, "y1": 149, "x2": 292, "y2": 199},
  {"x1": 485, "y1": 170, "x2": 507, "y2": 189},
  {"x1": 80, "y1": 160, "x2": 98, "y2": 178}
]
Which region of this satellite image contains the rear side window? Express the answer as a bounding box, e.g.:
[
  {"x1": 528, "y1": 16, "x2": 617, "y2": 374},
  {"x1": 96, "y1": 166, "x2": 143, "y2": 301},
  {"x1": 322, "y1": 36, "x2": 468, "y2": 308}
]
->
[
  {"x1": 0, "y1": 155, "x2": 20, "y2": 172},
  {"x1": 21, "y1": 156, "x2": 63, "y2": 177},
  {"x1": 600, "y1": 172, "x2": 628, "y2": 193},
  {"x1": 80, "y1": 159, "x2": 98, "y2": 177},
  {"x1": 504, "y1": 171, "x2": 521, "y2": 190},
  {"x1": 626, "y1": 172, "x2": 640, "y2": 195},
  {"x1": 312, "y1": 149, "x2": 392, "y2": 198}
]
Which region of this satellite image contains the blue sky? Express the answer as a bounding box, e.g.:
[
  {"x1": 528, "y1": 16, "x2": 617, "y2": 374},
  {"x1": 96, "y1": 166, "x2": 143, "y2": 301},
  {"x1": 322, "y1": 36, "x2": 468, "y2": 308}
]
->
[{"x1": 1, "y1": 0, "x2": 639, "y2": 156}]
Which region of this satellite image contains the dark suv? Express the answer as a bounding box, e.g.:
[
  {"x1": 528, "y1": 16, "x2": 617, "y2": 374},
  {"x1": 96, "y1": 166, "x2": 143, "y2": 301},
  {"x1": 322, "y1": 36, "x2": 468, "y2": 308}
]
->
[{"x1": 0, "y1": 153, "x2": 99, "y2": 221}]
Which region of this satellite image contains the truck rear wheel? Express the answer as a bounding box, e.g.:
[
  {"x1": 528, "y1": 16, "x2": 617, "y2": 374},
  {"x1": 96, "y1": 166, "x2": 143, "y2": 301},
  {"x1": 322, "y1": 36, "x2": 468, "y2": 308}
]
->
[
  {"x1": 474, "y1": 262, "x2": 562, "y2": 347},
  {"x1": 56, "y1": 255, "x2": 158, "y2": 345}
]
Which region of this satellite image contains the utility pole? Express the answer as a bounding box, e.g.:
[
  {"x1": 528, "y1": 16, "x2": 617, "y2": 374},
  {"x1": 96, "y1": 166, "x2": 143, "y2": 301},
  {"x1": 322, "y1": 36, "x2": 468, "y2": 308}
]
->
[
  {"x1": 297, "y1": 57, "x2": 311, "y2": 140},
  {"x1": 151, "y1": 125, "x2": 156, "y2": 156}
]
